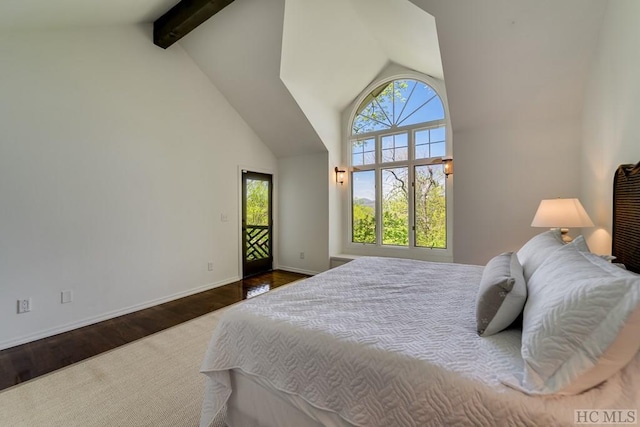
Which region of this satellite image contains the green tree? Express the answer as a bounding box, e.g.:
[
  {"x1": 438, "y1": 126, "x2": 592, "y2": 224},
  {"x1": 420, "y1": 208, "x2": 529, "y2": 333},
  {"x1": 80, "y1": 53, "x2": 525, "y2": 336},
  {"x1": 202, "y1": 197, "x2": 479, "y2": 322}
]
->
[
  {"x1": 353, "y1": 201, "x2": 376, "y2": 244},
  {"x1": 245, "y1": 179, "x2": 268, "y2": 226},
  {"x1": 382, "y1": 201, "x2": 409, "y2": 245},
  {"x1": 382, "y1": 168, "x2": 409, "y2": 246},
  {"x1": 245, "y1": 179, "x2": 270, "y2": 260},
  {"x1": 352, "y1": 80, "x2": 409, "y2": 134},
  {"x1": 415, "y1": 166, "x2": 446, "y2": 248}
]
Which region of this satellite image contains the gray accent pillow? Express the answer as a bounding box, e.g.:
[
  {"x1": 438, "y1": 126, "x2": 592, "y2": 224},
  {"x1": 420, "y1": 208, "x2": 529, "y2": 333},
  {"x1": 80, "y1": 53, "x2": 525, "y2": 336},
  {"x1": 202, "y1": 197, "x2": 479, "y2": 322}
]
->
[{"x1": 476, "y1": 252, "x2": 527, "y2": 336}]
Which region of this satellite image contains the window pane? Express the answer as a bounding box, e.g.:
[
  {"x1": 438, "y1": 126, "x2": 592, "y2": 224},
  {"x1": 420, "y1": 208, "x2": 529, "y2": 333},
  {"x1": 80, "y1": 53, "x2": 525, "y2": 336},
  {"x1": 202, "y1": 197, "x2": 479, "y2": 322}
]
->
[
  {"x1": 353, "y1": 113, "x2": 390, "y2": 134},
  {"x1": 381, "y1": 133, "x2": 408, "y2": 163},
  {"x1": 415, "y1": 165, "x2": 446, "y2": 248},
  {"x1": 430, "y1": 126, "x2": 445, "y2": 142},
  {"x1": 352, "y1": 170, "x2": 376, "y2": 244},
  {"x1": 363, "y1": 150, "x2": 376, "y2": 165},
  {"x1": 372, "y1": 82, "x2": 394, "y2": 127},
  {"x1": 415, "y1": 144, "x2": 429, "y2": 160},
  {"x1": 430, "y1": 142, "x2": 445, "y2": 157},
  {"x1": 351, "y1": 138, "x2": 375, "y2": 166},
  {"x1": 352, "y1": 82, "x2": 394, "y2": 134},
  {"x1": 415, "y1": 129, "x2": 429, "y2": 160},
  {"x1": 400, "y1": 98, "x2": 444, "y2": 127},
  {"x1": 415, "y1": 129, "x2": 429, "y2": 144},
  {"x1": 415, "y1": 127, "x2": 446, "y2": 160},
  {"x1": 392, "y1": 80, "x2": 416, "y2": 124},
  {"x1": 245, "y1": 179, "x2": 269, "y2": 226},
  {"x1": 382, "y1": 167, "x2": 408, "y2": 246},
  {"x1": 397, "y1": 82, "x2": 444, "y2": 126}
]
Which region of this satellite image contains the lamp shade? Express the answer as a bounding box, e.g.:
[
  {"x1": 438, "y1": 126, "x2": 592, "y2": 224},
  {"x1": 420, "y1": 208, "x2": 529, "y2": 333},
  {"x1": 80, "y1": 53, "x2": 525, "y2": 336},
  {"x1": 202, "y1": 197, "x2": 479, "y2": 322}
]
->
[{"x1": 531, "y1": 198, "x2": 594, "y2": 228}]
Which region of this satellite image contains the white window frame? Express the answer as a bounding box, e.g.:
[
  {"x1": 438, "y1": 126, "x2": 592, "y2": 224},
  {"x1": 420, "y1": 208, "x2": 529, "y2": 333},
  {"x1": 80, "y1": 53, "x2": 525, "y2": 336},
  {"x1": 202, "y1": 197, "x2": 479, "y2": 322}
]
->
[{"x1": 343, "y1": 72, "x2": 453, "y2": 262}]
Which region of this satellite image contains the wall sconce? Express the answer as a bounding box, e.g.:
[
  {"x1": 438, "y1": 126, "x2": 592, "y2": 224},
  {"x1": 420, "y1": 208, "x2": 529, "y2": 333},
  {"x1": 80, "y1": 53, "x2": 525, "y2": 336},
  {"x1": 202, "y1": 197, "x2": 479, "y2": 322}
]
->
[
  {"x1": 334, "y1": 167, "x2": 346, "y2": 185},
  {"x1": 443, "y1": 158, "x2": 453, "y2": 177},
  {"x1": 428, "y1": 157, "x2": 454, "y2": 177}
]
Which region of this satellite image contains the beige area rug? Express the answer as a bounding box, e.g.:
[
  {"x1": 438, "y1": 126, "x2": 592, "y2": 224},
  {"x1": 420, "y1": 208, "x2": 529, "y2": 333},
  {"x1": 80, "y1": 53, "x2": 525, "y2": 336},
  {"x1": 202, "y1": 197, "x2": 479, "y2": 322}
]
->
[{"x1": 0, "y1": 305, "x2": 230, "y2": 427}]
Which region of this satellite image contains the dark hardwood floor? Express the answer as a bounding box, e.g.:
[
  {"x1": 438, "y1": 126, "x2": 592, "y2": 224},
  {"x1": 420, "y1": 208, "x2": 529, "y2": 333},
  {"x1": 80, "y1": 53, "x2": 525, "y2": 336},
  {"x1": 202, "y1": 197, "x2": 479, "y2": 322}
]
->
[{"x1": 0, "y1": 270, "x2": 308, "y2": 392}]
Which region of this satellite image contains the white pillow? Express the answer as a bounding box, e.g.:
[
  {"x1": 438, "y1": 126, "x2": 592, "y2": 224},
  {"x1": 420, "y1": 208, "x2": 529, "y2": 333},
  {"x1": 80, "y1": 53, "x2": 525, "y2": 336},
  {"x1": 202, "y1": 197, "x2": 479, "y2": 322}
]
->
[
  {"x1": 569, "y1": 235, "x2": 590, "y2": 253},
  {"x1": 475, "y1": 252, "x2": 527, "y2": 336},
  {"x1": 517, "y1": 229, "x2": 564, "y2": 282},
  {"x1": 572, "y1": 235, "x2": 617, "y2": 261},
  {"x1": 516, "y1": 243, "x2": 640, "y2": 395}
]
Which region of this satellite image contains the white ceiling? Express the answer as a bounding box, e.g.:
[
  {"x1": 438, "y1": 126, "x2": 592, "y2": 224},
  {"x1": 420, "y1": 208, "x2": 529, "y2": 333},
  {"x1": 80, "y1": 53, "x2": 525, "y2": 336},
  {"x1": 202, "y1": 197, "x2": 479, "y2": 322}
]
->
[
  {"x1": 0, "y1": 0, "x2": 179, "y2": 30},
  {"x1": 0, "y1": 0, "x2": 609, "y2": 158}
]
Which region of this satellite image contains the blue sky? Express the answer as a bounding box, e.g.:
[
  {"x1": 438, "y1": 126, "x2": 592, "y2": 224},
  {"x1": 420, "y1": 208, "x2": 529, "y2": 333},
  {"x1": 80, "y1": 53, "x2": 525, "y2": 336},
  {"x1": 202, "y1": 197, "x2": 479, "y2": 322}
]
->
[
  {"x1": 352, "y1": 80, "x2": 444, "y2": 135},
  {"x1": 353, "y1": 170, "x2": 375, "y2": 201}
]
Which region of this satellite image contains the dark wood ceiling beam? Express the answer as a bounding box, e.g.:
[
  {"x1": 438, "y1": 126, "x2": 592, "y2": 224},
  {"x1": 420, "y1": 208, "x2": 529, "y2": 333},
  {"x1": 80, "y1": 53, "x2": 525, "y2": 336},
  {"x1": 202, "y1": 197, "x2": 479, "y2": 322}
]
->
[{"x1": 153, "y1": 0, "x2": 235, "y2": 49}]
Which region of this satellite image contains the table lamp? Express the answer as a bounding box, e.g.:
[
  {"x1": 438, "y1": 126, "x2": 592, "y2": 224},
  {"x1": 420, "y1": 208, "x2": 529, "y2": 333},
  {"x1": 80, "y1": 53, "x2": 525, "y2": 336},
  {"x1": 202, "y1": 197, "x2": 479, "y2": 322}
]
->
[{"x1": 531, "y1": 198, "x2": 594, "y2": 243}]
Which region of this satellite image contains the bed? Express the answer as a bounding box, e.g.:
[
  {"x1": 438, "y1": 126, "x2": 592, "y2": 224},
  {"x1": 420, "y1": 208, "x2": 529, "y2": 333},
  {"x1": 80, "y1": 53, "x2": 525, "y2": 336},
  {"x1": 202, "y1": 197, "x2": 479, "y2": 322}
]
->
[{"x1": 199, "y1": 164, "x2": 640, "y2": 427}]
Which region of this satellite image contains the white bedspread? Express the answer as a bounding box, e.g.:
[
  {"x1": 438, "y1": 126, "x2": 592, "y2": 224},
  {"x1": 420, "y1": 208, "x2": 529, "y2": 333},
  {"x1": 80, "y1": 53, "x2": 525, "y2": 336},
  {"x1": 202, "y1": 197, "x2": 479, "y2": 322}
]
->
[{"x1": 200, "y1": 257, "x2": 640, "y2": 426}]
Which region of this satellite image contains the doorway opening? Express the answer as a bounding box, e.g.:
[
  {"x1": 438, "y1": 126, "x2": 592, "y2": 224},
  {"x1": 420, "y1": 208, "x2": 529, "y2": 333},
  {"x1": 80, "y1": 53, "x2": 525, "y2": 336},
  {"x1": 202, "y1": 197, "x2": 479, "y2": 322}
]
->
[{"x1": 242, "y1": 171, "x2": 273, "y2": 278}]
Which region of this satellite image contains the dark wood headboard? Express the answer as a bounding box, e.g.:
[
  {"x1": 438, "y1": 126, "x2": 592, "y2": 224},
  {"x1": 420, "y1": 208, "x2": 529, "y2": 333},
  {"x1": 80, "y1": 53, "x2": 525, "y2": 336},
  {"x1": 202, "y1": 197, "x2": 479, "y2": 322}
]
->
[{"x1": 612, "y1": 162, "x2": 640, "y2": 274}]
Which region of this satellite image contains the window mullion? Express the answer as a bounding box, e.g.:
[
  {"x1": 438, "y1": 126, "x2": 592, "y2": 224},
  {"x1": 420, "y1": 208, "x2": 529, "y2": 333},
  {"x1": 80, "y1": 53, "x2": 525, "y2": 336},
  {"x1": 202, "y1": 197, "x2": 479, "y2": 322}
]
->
[
  {"x1": 375, "y1": 135, "x2": 382, "y2": 247},
  {"x1": 408, "y1": 131, "x2": 416, "y2": 248},
  {"x1": 376, "y1": 166, "x2": 382, "y2": 248}
]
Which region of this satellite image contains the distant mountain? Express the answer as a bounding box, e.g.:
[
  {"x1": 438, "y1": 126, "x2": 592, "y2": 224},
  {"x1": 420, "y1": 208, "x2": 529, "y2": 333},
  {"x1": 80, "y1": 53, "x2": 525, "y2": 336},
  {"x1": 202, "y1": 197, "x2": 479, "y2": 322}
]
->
[{"x1": 353, "y1": 197, "x2": 374, "y2": 208}]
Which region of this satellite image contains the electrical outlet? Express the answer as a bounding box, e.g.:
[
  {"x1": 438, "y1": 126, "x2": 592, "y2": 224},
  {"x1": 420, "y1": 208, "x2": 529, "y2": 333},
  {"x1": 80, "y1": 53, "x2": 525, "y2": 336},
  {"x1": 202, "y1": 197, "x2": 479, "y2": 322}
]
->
[
  {"x1": 17, "y1": 298, "x2": 32, "y2": 314},
  {"x1": 61, "y1": 290, "x2": 73, "y2": 304},
  {"x1": 299, "y1": 252, "x2": 305, "y2": 259},
  {"x1": 207, "y1": 262, "x2": 214, "y2": 271},
  {"x1": 220, "y1": 213, "x2": 228, "y2": 222}
]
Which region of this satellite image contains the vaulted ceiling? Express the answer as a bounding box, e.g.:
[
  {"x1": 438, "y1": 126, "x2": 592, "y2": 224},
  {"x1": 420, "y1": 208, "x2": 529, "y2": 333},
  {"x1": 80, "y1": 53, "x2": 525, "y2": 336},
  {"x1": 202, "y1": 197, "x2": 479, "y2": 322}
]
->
[
  {"x1": 180, "y1": 0, "x2": 444, "y2": 157},
  {"x1": 0, "y1": 0, "x2": 179, "y2": 30},
  {"x1": 0, "y1": 0, "x2": 609, "y2": 158},
  {"x1": 277, "y1": 0, "x2": 442, "y2": 155},
  {"x1": 179, "y1": 0, "x2": 326, "y2": 157},
  {"x1": 181, "y1": 0, "x2": 606, "y2": 157}
]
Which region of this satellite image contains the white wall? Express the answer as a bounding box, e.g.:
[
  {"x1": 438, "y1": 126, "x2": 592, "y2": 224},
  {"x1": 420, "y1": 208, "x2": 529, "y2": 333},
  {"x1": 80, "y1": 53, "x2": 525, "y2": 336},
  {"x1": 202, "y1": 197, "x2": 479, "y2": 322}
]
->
[
  {"x1": 0, "y1": 25, "x2": 277, "y2": 349},
  {"x1": 277, "y1": 152, "x2": 330, "y2": 274},
  {"x1": 408, "y1": 0, "x2": 602, "y2": 265},
  {"x1": 581, "y1": 0, "x2": 640, "y2": 255},
  {"x1": 454, "y1": 121, "x2": 582, "y2": 264},
  {"x1": 328, "y1": 150, "x2": 343, "y2": 257}
]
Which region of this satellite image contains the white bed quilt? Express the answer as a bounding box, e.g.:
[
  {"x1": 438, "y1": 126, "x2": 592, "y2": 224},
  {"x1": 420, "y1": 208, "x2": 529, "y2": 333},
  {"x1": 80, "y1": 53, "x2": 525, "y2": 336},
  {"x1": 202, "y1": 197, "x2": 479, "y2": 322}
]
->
[{"x1": 200, "y1": 257, "x2": 640, "y2": 427}]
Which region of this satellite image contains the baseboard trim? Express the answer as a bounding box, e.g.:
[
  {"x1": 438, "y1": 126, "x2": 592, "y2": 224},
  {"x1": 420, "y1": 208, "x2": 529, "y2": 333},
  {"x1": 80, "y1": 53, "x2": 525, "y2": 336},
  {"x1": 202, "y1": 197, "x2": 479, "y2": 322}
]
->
[
  {"x1": 276, "y1": 265, "x2": 320, "y2": 276},
  {"x1": 0, "y1": 276, "x2": 240, "y2": 351}
]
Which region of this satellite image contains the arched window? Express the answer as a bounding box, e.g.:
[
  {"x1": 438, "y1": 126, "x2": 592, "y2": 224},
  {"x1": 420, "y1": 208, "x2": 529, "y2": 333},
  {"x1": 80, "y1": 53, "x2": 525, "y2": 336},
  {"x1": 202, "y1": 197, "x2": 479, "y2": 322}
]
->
[{"x1": 349, "y1": 78, "x2": 451, "y2": 252}]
